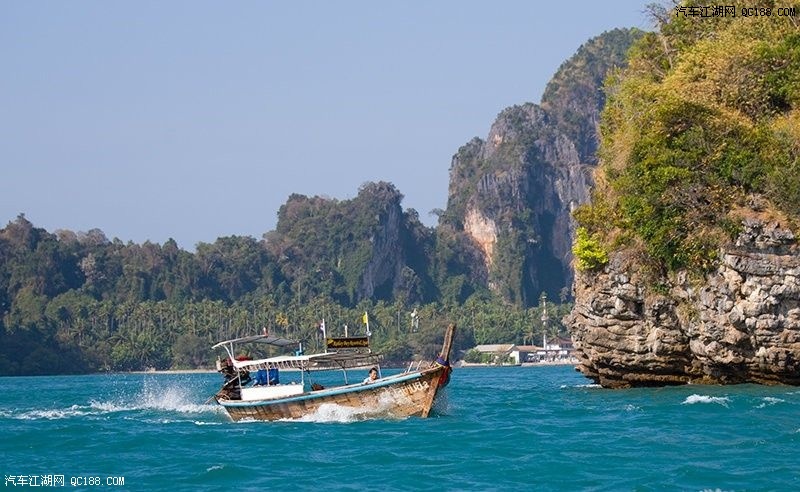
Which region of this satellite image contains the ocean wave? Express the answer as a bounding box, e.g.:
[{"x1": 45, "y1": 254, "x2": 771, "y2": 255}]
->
[
  {"x1": 194, "y1": 420, "x2": 223, "y2": 426},
  {"x1": 89, "y1": 400, "x2": 135, "y2": 412},
  {"x1": 13, "y1": 404, "x2": 98, "y2": 420},
  {"x1": 682, "y1": 394, "x2": 730, "y2": 406},
  {"x1": 756, "y1": 397, "x2": 784, "y2": 409},
  {"x1": 9, "y1": 383, "x2": 221, "y2": 421}
]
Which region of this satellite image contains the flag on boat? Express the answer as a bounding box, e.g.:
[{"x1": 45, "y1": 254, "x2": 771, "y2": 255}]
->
[
  {"x1": 363, "y1": 311, "x2": 371, "y2": 336},
  {"x1": 319, "y1": 319, "x2": 326, "y2": 339}
]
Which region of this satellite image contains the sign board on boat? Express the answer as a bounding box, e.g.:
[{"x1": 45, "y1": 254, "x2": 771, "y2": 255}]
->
[{"x1": 326, "y1": 337, "x2": 370, "y2": 349}]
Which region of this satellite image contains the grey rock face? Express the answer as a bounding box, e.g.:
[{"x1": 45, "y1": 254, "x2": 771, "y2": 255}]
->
[
  {"x1": 568, "y1": 217, "x2": 800, "y2": 387},
  {"x1": 357, "y1": 200, "x2": 403, "y2": 299},
  {"x1": 447, "y1": 103, "x2": 586, "y2": 303},
  {"x1": 442, "y1": 29, "x2": 643, "y2": 305}
]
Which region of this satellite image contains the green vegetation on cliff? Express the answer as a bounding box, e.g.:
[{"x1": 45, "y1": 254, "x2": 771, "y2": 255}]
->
[
  {"x1": 269, "y1": 182, "x2": 435, "y2": 305},
  {"x1": 542, "y1": 27, "x2": 646, "y2": 163},
  {"x1": 575, "y1": 1, "x2": 800, "y2": 272}
]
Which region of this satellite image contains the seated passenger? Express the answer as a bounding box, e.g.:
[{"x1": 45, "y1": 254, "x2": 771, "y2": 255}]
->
[
  {"x1": 255, "y1": 368, "x2": 268, "y2": 385},
  {"x1": 363, "y1": 367, "x2": 379, "y2": 384},
  {"x1": 268, "y1": 365, "x2": 279, "y2": 385}
]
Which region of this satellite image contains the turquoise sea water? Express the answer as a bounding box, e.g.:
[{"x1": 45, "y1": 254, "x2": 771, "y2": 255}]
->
[{"x1": 2, "y1": 366, "x2": 799, "y2": 491}]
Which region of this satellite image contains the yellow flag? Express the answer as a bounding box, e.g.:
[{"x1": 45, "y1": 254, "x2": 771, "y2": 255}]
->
[{"x1": 362, "y1": 312, "x2": 369, "y2": 324}]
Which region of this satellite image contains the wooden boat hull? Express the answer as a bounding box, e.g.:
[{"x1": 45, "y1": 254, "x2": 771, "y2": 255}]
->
[{"x1": 218, "y1": 364, "x2": 450, "y2": 422}]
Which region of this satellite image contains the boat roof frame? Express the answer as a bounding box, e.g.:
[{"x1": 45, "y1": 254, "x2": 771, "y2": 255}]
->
[
  {"x1": 231, "y1": 351, "x2": 381, "y2": 371},
  {"x1": 213, "y1": 334, "x2": 380, "y2": 372},
  {"x1": 212, "y1": 334, "x2": 299, "y2": 350}
]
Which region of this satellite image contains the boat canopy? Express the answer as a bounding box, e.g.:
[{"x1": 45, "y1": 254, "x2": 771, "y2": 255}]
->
[
  {"x1": 231, "y1": 351, "x2": 380, "y2": 372},
  {"x1": 212, "y1": 334, "x2": 299, "y2": 350},
  {"x1": 213, "y1": 333, "x2": 380, "y2": 372}
]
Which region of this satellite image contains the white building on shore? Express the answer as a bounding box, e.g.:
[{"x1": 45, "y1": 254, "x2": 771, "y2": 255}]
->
[{"x1": 468, "y1": 339, "x2": 575, "y2": 365}]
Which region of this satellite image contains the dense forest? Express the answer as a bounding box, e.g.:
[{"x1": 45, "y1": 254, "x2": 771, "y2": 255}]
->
[{"x1": 0, "y1": 212, "x2": 570, "y2": 375}]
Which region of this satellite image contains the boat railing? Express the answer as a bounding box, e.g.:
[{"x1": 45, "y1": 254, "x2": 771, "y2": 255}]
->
[{"x1": 405, "y1": 360, "x2": 431, "y2": 373}]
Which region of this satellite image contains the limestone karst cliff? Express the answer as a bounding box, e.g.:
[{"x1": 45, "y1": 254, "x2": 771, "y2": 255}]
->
[
  {"x1": 263, "y1": 29, "x2": 646, "y2": 308},
  {"x1": 568, "y1": 4, "x2": 800, "y2": 386},
  {"x1": 440, "y1": 29, "x2": 642, "y2": 305},
  {"x1": 440, "y1": 28, "x2": 643, "y2": 306},
  {"x1": 269, "y1": 181, "x2": 435, "y2": 305},
  {"x1": 260, "y1": 29, "x2": 645, "y2": 309}
]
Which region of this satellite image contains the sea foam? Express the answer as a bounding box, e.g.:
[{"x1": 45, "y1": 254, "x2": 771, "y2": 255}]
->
[
  {"x1": 14, "y1": 405, "x2": 96, "y2": 420},
  {"x1": 10, "y1": 381, "x2": 221, "y2": 421},
  {"x1": 756, "y1": 397, "x2": 784, "y2": 408},
  {"x1": 133, "y1": 381, "x2": 216, "y2": 414},
  {"x1": 682, "y1": 394, "x2": 730, "y2": 406},
  {"x1": 287, "y1": 398, "x2": 410, "y2": 424}
]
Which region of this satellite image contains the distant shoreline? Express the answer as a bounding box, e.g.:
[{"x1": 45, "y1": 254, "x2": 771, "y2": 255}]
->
[
  {"x1": 128, "y1": 362, "x2": 579, "y2": 374},
  {"x1": 458, "y1": 360, "x2": 578, "y2": 368},
  {"x1": 5, "y1": 362, "x2": 579, "y2": 378},
  {"x1": 128, "y1": 369, "x2": 216, "y2": 374}
]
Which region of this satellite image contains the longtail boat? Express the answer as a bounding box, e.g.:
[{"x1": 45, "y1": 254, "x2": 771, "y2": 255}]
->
[{"x1": 211, "y1": 323, "x2": 455, "y2": 421}]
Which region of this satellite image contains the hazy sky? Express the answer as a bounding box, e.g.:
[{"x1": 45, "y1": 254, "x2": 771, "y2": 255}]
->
[{"x1": 1, "y1": 1, "x2": 653, "y2": 250}]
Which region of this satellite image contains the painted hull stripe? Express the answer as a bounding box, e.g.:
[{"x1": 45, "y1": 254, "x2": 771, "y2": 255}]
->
[{"x1": 220, "y1": 370, "x2": 432, "y2": 408}]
